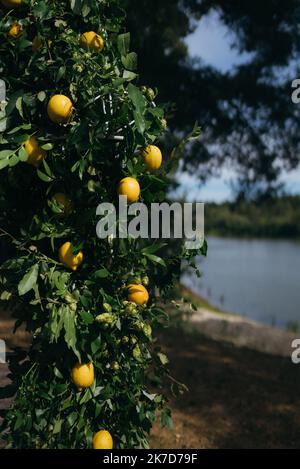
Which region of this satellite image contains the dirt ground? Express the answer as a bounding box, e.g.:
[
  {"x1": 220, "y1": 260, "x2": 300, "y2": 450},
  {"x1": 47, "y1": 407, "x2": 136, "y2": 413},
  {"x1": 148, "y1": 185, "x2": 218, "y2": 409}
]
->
[
  {"x1": 150, "y1": 327, "x2": 300, "y2": 449},
  {"x1": 1, "y1": 310, "x2": 300, "y2": 449}
]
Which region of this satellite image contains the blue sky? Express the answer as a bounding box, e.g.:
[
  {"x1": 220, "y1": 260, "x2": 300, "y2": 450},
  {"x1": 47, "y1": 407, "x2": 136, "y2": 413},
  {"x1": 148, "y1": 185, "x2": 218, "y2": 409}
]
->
[{"x1": 180, "y1": 11, "x2": 300, "y2": 202}]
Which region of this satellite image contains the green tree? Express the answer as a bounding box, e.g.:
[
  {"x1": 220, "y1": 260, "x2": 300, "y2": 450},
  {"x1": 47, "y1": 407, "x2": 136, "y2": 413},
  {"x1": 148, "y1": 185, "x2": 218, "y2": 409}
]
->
[
  {"x1": 0, "y1": 0, "x2": 204, "y2": 448},
  {"x1": 126, "y1": 0, "x2": 300, "y2": 197}
]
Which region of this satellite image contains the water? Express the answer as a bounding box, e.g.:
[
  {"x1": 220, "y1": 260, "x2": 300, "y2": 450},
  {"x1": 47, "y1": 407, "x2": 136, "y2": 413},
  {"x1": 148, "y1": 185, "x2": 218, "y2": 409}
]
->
[{"x1": 181, "y1": 237, "x2": 300, "y2": 329}]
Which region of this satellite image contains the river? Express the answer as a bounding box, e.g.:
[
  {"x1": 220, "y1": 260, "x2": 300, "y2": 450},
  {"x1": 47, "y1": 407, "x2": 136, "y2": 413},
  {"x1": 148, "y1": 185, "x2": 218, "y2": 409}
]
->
[{"x1": 181, "y1": 237, "x2": 300, "y2": 329}]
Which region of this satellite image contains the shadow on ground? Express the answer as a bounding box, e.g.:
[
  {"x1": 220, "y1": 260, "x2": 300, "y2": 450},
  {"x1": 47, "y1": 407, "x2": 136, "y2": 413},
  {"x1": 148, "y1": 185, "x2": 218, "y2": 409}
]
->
[{"x1": 150, "y1": 327, "x2": 300, "y2": 449}]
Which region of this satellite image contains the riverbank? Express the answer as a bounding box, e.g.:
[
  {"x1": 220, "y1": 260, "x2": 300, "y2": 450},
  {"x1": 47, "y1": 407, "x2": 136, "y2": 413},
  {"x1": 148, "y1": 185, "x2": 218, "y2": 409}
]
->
[{"x1": 174, "y1": 285, "x2": 298, "y2": 356}]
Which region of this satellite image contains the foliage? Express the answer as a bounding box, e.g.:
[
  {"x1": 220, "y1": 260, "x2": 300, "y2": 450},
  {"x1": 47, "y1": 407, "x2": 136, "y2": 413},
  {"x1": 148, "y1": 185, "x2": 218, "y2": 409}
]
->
[
  {"x1": 205, "y1": 195, "x2": 300, "y2": 238},
  {"x1": 0, "y1": 0, "x2": 204, "y2": 448},
  {"x1": 126, "y1": 0, "x2": 300, "y2": 196}
]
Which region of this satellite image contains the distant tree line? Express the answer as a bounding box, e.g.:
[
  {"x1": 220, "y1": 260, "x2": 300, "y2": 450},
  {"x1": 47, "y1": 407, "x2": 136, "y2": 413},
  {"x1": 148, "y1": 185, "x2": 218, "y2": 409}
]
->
[{"x1": 205, "y1": 195, "x2": 300, "y2": 238}]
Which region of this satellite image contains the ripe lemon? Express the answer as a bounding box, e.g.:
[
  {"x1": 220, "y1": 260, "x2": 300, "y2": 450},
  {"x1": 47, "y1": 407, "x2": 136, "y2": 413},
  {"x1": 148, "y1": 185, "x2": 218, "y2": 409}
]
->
[
  {"x1": 118, "y1": 177, "x2": 140, "y2": 203},
  {"x1": 59, "y1": 242, "x2": 83, "y2": 271},
  {"x1": 32, "y1": 36, "x2": 42, "y2": 51},
  {"x1": 80, "y1": 31, "x2": 104, "y2": 52},
  {"x1": 24, "y1": 136, "x2": 46, "y2": 168},
  {"x1": 1, "y1": 0, "x2": 22, "y2": 7},
  {"x1": 8, "y1": 22, "x2": 22, "y2": 39},
  {"x1": 143, "y1": 145, "x2": 162, "y2": 171},
  {"x1": 71, "y1": 362, "x2": 94, "y2": 389},
  {"x1": 47, "y1": 94, "x2": 73, "y2": 124},
  {"x1": 53, "y1": 193, "x2": 73, "y2": 217},
  {"x1": 127, "y1": 284, "x2": 149, "y2": 306},
  {"x1": 92, "y1": 430, "x2": 113, "y2": 449}
]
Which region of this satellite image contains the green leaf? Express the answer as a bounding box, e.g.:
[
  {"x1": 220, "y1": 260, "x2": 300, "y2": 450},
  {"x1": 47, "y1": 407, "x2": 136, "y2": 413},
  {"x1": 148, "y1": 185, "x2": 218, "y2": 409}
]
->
[
  {"x1": 143, "y1": 253, "x2": 166, "y2": 267},
  {"x1": 18, "y1": 146, "x2": 29, "y2": 162},
  {"x1": 8, "y1": 154, "x2": 19, "y2": 167},
  {"x1": 53, "y1": 367, "x2": 63, "y2": 379},
  {"x1": 91, "y1": 336, "x2": 101, "y2": 355},
  {"x1": 49, "y1": 305, "x2": 64, "y2": 342},
  {"x1": 37, "y1": 169, "x2": 54, "y2": 182},
  {"x1": 128, "y1": 84, "x2": 146, "y2": 114},
  {"x1": 56, "y1": 66, "x2": 66, "y2": 83},
  {"x1": 117, "y1": 33, "x2": 130, "y2": 56},
  {"x1": 134, "y1": 110, "x2": 145, "y2": 135},
  {"x1": 95, "y1": 403, "x2": 102, "y2": 418},
  {"x1": 63, "y1": 307, "x2": 76, "y2": 342},
  {"x1": 37, "y1": 91, "x2": 46, "y2": 102},
  {"x1": 79, "y1": 389, "x2": 91, "y2": 405},
  {"x1": 40, "y1": 143, "x2": 53, "y2": 151},
  {"x1": 161, "y1": 408, "x2": 173, "y2": 430},
  {"x1": 157, "y1": 352, "x2": 169, "y2": 365},
  {"x1": 80, "y1": 311, "x2": 94, "y2": 325},
  {"x1": 7, "y1": 123, "x2": 31, "y2": 134},
  {"x1": 6, "y1": 91, "x2": 23, "y2": 116},
  {"x1": 0, "y1": 291, "x2": 12, "y2": 300},
  {"x1": 16, "y1": 97, "x2": 24, "y2": 118},
  {"x1": 0, "y1": 158, "x2": 10, "y2": 170},
  {"x1": 82, "y1": 3, "x2": 90, "y2": 17},
  {"x1": 0, "y1": 150, "x2": 14, "y2": 159},
  {"x1": 87, "y1": 180, "x2": 96, "y2": 192},
  {"x1": 121, "y1": 52, "x2": 137, "y2": 71},
  {"x1": 67, "y1": 412, "x2": 78, "y2": 427},
  {"x1": 62, "y1": 307, "x2": 79, "y2": 359},
  {"x1": 94, "y1": 268, "x2": 110, "y2": 279},
  {"x1": 53, "y1": 419, "x2": 62, "y2": 434},
  {"x1": 18, "y1": 264, "x2": 39, "y2": 296},
  {"x1": 70, "y1": 0, "x2": 82, "y2": 14},
  {"x1": 123, "y1": 70, "x2": 137, "y2": 81},
  {"x1": 42, "y1": 158, "x2": 54, "y2": 177},
  {"x1": 14, "y1": 413, "x2": 23, "y2": 431},
  {"x1": 141, "y1": 242, "x2": 167, "y2": 255}
]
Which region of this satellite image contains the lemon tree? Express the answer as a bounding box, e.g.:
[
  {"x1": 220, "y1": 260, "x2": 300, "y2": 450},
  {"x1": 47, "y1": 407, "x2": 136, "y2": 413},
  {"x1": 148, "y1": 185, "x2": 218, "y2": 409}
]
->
[{"x1": 0, "y1": 0, "x2": 205, "y2": 448}]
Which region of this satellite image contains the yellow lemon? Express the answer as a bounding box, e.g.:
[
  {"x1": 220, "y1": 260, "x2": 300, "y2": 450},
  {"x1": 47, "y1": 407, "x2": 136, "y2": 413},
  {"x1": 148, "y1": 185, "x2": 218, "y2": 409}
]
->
[
  {"x1": 1, "y1": 0, "x2": 22, "y2": 7},
  {"x1": 53, "y1": 193, "x2": 73, "y2": 217},
  {"x1": 80, "y1": 31, "x2": 104, "y2": 52},
  {"x1": 118, "y1": 177, "x2": 140, "y2": 203},
  {"x1": 24, "y1": 136, "x2": 46, "y2": 168},
  {"x1": 32, "y1": 36, "x2": 42, "y2": 51},
  {"x1": 8, "y1": 22, "x2": 22, "y2": 39},
  {"x1": 59, "y1": 242, "x2": 83, "y2": 271},
  {"x1": 92, "y1": 430, "x2": 113, "y2": 449},
  {"x1": 47, "y1": 94, "x2": 73, "y2": 124},
  {"x1": 127, "y1": 284, "x2": 149, "y2": 306},
  {"x1": 143, "y1": 145, "x2": 162, "y2": 171},
  {"x1": 71, "y1": 362, "x2": 94, "y2": 389}
]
